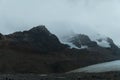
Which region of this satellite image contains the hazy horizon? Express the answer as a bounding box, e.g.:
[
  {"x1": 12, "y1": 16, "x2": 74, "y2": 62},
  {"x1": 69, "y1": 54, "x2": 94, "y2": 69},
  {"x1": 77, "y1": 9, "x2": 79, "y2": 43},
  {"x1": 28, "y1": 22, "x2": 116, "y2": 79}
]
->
[{"x1": 0, "y1": 0, "x2": 120, "y2": 45}]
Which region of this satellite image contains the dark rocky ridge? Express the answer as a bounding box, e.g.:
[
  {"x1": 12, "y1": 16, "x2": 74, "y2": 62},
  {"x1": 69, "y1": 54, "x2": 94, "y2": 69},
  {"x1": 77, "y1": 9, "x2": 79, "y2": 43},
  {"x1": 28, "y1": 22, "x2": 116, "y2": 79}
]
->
[
  {"x1": 0, "y1": 25, "x2": 119, "y2": 74},
  {"x1": 2, "y1": 25, "x2": 67, "y2": 52},
  {"x1": 68, "y1": 34, "x2": 120, "y2": 54},
  {"x1": 106, "y1": 38, "x2": 120, "y2": 54}
]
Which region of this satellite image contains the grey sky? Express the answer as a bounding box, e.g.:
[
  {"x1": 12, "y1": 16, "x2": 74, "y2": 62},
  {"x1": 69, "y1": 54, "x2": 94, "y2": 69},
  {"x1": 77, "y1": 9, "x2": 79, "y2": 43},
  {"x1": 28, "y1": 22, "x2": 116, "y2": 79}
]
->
[{"x1": 0, "y1": 0, "x2": 120, "y2": 44}]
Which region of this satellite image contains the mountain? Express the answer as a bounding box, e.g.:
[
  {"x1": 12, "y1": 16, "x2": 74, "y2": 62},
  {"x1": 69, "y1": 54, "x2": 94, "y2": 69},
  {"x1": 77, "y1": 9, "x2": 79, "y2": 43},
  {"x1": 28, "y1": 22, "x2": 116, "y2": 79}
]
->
[
  {"x1": 0, "y1": 25, "x2": 67, "y2": 52},
  {"x1": 61, "y1": 33, "x2": 120, "y2": 55},
  {"x1": 67, "y1": 34, "x2": 98, "y2": 48},
  {"x1": 0, "y1": 25, "x2": 119, "y2": 74}
]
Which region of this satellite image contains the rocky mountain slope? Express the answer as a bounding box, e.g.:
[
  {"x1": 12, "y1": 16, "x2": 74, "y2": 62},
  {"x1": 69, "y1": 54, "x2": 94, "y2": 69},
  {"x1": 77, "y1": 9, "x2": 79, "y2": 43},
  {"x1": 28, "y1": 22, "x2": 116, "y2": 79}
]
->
[
  {"x1": 0, "y1": 25, "x2": 119, "y2": 74},
  {"x1": 0, "y1": 25, "x2": 67, "y2": 53},
  {"x1": 62, "y1": 33, "x2": 120, "y2": 55}
]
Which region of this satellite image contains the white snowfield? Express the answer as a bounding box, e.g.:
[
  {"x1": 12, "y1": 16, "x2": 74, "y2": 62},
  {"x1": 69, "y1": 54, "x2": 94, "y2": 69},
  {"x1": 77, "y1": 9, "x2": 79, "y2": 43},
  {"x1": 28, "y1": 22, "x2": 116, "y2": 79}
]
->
[
  {"x1": 60, "y1": 33, "x2": 112, "y2": 49},
  {"x1": 61, "y1": 41, "x2": 88, "y2": 49},
  {"x1": 89, "y1": 34, "x2": 111, "y2": 48},
  {"x1": 59, "y1": 35, "x2": 88, "y2": 49},
  {"x1": 68, "y1": 60, "x2": 120, "y2": 73},
  {"x1": 96, "y1": 40, "x2": 110, "y2": 48}
]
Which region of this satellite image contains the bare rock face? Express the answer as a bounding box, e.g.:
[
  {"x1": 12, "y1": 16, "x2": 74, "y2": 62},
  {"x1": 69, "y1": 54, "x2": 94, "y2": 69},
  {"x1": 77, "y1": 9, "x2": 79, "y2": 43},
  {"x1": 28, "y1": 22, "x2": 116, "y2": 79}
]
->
[
  {"x1": 67, "y1": 34, "x2": 120, "y2": 55},
  {"x1": 68, "y1": 34, "x2": 98, "y2": 48},
  {"x1": 0, "y1": 33, "x2": 5, "y2": 40},
  {"x1": 2, "y1": 25, "x2": 67, "y2": 52},
  {"x1": 106, "y1": 38, "x2": 120, "y2": 54}
]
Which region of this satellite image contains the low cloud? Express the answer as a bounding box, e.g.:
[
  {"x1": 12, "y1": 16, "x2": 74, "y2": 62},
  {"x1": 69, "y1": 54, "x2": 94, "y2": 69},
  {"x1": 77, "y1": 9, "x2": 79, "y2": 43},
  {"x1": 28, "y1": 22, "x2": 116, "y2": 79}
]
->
[{"x1": 0, "y1": 0, "x2": 120, "y2": 44}]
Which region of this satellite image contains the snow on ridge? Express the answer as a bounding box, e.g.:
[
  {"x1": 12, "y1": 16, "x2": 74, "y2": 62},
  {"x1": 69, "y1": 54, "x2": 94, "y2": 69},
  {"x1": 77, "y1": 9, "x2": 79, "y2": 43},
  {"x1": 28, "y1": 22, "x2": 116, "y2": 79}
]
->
[
  {"x1": 61, "y1": 41, "x2": 88, "y2": 49},
  {"x1": 64, "y1": 42, "x2": 80, "y2": 49},
  {"x1": 59, "y1": 34, "x2": 88, "y2": 49},
  {"x1": 58, "y1": 31, "x2": 111, "y2": 49},
  {"x1": 96, "y1": 40, "x2": 111, "y2": 48},
  {"x1": 88, "y1": 34, "x2": 111, "y2": 48},
  {"x1": 81, "y1": 45, "x2": 88, "y2": 49}
]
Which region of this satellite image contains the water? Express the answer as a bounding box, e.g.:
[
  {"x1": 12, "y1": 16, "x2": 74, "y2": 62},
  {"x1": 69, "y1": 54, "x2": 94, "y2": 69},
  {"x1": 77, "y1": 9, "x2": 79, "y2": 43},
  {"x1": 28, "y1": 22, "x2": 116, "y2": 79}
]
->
[{"x1": 69, "y1": 60, "x2": 120, "y2": 73}]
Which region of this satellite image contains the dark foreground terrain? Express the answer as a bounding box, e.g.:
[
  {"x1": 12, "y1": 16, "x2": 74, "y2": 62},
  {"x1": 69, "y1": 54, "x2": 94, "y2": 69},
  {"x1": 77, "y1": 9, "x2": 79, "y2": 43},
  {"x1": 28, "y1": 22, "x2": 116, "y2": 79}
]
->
[{"x1": 0, "y1": 72, "x2": 120, "y2": 80}]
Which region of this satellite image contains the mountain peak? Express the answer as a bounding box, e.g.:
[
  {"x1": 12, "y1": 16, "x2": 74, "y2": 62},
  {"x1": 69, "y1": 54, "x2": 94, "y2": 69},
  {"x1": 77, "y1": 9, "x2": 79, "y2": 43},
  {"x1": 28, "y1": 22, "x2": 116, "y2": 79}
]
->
[
  {"x1": 29, "y1": 25, "x2": 50, "y2": 34},
  {"x1": 1, "y1": 25, "x2": 67, "y2": 52}
]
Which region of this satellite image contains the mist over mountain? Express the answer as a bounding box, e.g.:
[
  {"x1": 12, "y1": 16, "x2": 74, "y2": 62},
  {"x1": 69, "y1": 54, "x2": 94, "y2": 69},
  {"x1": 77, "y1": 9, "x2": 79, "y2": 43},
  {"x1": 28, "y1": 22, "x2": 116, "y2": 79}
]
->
[
  {"x1": 0, "y1": 0, "x2": 120, "y2": 45},
  {"x1": 0, "y1": 25, "x2": 119, "y2": 74},
  {"x1": 0, "y1": 1, "x2": 120, "y2": 79}
]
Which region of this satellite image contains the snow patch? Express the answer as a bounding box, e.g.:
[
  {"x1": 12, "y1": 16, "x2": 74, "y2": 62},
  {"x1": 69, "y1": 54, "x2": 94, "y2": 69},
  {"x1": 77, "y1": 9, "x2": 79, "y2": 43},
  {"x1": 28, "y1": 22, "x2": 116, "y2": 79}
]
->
[
  {"x1": 59, "y1": 34, "x2": 88, "y2": 49},
  {"x1": 89, "y1": 34, "x2": 111, "y2": 48},
  {"x1": 61, "y1": 41, "x2": 88, "y2": 49},
  {"x1": 97, "y1": 40, "x2": 111, "y2": 48},
  {"x1": 64, "y1": 42, "x2": 80, "y2": 49},
  {"x1": 59, "y1": 32, "x2": 111, "y2": 49},
  {"x1": 81, "y1": 45, "x2": 88, "y2": 49}
]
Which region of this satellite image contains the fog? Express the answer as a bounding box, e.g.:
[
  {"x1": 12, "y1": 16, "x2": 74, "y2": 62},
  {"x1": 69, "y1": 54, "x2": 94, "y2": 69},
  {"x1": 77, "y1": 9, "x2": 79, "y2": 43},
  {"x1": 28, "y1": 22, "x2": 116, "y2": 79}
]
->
[{"x1": 0, "y1": 0, "x2": 120, "y2": 44}]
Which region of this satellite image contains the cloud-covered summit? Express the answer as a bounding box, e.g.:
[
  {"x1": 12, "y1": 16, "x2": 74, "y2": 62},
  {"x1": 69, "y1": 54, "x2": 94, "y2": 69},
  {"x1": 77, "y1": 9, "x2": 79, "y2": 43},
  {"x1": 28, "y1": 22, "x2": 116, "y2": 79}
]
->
[{"x1": 0, "y1": 0, "x2": 120, "y2": 44}]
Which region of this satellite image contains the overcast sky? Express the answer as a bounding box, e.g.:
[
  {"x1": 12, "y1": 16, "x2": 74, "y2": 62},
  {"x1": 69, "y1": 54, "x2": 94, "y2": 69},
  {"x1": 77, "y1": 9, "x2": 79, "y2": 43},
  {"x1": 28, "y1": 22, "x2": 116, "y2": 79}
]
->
[{"x1": 0, "y1": 0, "x2": 120, "y2": 44}]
